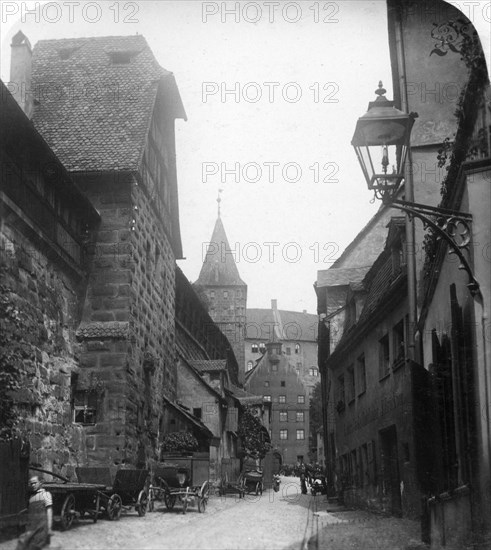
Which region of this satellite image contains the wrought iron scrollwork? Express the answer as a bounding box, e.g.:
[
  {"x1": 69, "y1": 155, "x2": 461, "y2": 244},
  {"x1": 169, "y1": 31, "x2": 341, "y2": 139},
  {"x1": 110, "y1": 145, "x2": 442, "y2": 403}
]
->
[
  {"x1": 391, "y1": 200, "x2": 481, "y2": 298},
  {"x1": 430, "y1": 19, "x2": 474, "y2": 57}
]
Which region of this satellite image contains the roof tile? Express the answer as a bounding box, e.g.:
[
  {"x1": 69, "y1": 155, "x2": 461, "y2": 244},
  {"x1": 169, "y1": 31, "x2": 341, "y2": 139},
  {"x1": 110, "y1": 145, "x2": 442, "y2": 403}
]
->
[{"x1": 31, "y1": 35, "x2": 177, "y2": 172}]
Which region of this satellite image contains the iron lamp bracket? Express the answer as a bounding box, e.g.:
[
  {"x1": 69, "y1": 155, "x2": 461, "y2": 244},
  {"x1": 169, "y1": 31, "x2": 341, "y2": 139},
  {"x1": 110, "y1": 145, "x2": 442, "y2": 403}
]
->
[{"x1": 390, "y1": 199, "x2": 481, "y2": 298}]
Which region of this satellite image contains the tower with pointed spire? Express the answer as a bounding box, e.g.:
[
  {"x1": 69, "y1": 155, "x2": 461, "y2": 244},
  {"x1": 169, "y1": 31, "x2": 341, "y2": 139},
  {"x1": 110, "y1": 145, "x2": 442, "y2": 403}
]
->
[{"x1": 194, "y1": 193, "x2": 247, "y2": 382}]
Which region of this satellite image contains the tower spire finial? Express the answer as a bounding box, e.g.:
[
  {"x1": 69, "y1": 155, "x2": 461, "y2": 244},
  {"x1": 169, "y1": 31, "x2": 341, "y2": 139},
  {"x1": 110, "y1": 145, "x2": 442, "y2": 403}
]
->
[{"x1": 217, "y1": 188, "x2": 223, "y2": 217}]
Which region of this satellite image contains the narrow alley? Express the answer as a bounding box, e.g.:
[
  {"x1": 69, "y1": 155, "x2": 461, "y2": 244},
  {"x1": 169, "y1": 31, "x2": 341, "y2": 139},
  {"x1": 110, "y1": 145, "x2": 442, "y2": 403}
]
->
[{"x1": 0, "y1": 478, "x2": 422, "y2": 550}]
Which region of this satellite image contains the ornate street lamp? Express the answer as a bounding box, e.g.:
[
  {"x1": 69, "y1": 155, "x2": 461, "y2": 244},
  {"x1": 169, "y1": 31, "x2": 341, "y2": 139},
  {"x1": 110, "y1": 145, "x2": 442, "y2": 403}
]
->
[
  {"x1": 351, "y1": 82, "x2": 417, "y2": 203},
  {"x1": 351, "y1": 82, "x2": 481, "y2": 298}
]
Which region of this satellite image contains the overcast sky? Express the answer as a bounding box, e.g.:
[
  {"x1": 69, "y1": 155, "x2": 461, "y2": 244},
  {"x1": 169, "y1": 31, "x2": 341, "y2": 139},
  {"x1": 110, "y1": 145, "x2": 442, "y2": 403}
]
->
[{"x1": 2, "y1": 1, "x2": 489, "y2": 313}]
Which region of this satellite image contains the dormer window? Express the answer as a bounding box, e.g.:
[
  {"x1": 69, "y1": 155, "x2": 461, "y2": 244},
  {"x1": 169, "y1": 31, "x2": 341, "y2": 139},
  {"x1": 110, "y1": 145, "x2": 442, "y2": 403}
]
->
[
  {"x1": 59, "y1": 47, "x2": 78, "y2": 60},
  {"x1": 109, "y1": 51, "x2": 132, "y2": 64}
]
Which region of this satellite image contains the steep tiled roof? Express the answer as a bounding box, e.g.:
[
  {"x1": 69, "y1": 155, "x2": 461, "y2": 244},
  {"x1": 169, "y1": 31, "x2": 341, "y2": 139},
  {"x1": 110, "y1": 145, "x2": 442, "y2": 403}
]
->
[
  {"x1": 246, "y1": 308, "x2": 317, "y2": 342},
  {"x1": 316, "y1": 267, "x2": 370, "y2": 288},
  {"x1": 31, "y1": 35, "x2": 185, "y2": 172},
  {"x1": 76, "y1": 321, "x2": 129, "y2": 339},
  {"x1": 163, "y1": 396, "x2": 213, "y2": 438},
  {"x1": 188, "y1": 360, "x2": 227, "y2": 372},
  {"x1": 195, "y1": 217, "x2": 246, "y2": 287}
]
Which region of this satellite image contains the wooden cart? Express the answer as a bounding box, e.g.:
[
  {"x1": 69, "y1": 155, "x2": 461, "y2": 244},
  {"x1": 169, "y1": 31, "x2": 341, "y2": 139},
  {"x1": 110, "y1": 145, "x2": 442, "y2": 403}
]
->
[
  {"x1": 76, "y1": 468, "x2": 149, "y2": 520},
  {"x1": 149, "y1": 463, "x2": 209, "y2": 514},
  {"x1": 42, "y1": 482, "x2": 105, "y2": 530},
  {"x1": 29, "y1": 466, "x2": 104, "y2": 531},
  {"x1": 239, "y1": 469, "x2": 264, "y2": 495}
]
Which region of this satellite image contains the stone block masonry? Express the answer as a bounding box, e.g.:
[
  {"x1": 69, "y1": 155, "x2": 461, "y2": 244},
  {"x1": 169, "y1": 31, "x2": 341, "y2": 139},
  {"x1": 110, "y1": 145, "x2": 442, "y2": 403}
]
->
[
  {"x1": 0, "y1": 217, "x2": 88, "y2": 480},
  {"x1": 75, "y1": 172, "x2": 177, "y2": 468}
]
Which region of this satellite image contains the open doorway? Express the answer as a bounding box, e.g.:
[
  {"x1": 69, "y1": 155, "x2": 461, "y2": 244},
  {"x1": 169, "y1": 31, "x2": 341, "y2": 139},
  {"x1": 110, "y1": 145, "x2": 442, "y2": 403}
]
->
[{"x1": 379, "y1": 425, "x2": 402, "y2": 516}]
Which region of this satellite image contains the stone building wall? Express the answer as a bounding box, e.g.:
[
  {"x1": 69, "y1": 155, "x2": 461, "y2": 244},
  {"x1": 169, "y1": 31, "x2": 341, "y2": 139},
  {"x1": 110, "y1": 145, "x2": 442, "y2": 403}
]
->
[
  {"x1": 0, "y1": 216, "x2": 88, "y2": 479},
  {"x1": 74, "y1": 171, "x2": 177, "y2": 468},
  {"x1": 207, "y1": 285, "x2": 247, "y2": 375}
]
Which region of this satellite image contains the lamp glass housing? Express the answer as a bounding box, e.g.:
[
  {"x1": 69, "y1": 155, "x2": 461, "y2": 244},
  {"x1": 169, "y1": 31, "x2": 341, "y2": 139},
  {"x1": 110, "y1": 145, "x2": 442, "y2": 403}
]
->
[{"x1": 351, "y1": 85, "x2": 415, "y2": 203}]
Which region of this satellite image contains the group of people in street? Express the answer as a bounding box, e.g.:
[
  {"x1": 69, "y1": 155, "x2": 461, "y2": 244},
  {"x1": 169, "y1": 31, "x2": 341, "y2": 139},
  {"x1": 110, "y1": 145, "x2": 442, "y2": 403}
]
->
[{"x1": 296, "y1": 460, "x2": 327, "y2": 495}]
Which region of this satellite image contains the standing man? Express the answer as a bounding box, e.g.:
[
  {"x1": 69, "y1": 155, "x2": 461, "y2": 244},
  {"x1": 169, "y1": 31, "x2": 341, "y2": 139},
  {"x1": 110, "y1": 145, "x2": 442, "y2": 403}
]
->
[
  {"x1": 298, "y1": 459, "x2": 308, "y2": 495},
  {"x1": 17, "y1": 476, "x2": 53, "y2": 550}
]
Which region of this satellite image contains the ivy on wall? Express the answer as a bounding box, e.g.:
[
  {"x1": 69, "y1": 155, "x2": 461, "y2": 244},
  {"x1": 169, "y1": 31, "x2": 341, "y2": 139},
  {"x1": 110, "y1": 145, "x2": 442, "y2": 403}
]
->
[
  {"x1": 422, "y1": 18, "x2": 489, "y2": 285},
  {"x1": 237, "y1": 406, "x2": 271, "y2": 459},
  {"x1": 0, "y1": 269, "x2": 25, "y2": 441},
  {"x1": 162, "y1": 430, "x2": 199, "y2": 453}
]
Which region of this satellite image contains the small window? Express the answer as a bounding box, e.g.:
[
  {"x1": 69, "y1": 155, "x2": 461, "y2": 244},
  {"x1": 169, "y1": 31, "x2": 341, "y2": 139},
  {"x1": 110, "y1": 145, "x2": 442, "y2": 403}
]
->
[
  {"x1": 279, "y1": 411, "x2": 288, "y2": 422},
  {"x1": 193, "y1": 408, "x2": 202, "y2": 420},
  {"x1": 296, "y1": 362, "x2": 301, "y2": 372},
  {"x1": 357, "y1": 354, "x2": 366, "y2": 395},
  {"x1": 309, "y1": 367, "x2": 318, "y2": 377},
  {"x1": 280, "y1": 381, "x2": 286, "y2": 387},
  {"x1": 272, "y1": 364, "x2": 278, "y2": 372},
  {"x1": 296, "y1": 411, "x2": 304, "y2": 422},
  {"x1": 210, "y1": 290, "x2": 215, "y2": 299},
  {"x1": 73, "y1": 391, "x2": 97, "y2": 425},
  {"x1": 297, "y1": 395, "x2": 305, "y2": 404},
  {"x1": 403, "y1": 442, "x2": 410, "y2": 462},
  {"x1": 279, "y1": 395, "x2": 286, "y2": 404},
  {"x1": 246, "y1": 361, "x2": 254, "y2": 372},
  {"x1": 286, "y1": 347, "x2": 291, "y2": 355},
  {"x1": 223, "y1": 290, "x2": 228, "y2": 298},
  {"x1": 337, "y1": 374, "x2": 345, "y2": 406},
  {"x1": 251, "y1": 344, "x2": 259, "y2": 354},
  {"x1": 264, "y1": 381, "x2": 270, "y2": 387},
  {"x1": 393, "y1": 319, "x2": 405, "y2": 367},
  {"x1": 347, "y1": 365, "x2": 355, "y2": 403},
  {"x1": 295, "y1": 344, "x2": 301, "y2": 354},
  {"x1": 379, "y1": 334, "x2": 390, "y2": 379},
  {"x1": 259, "y1": 343, "x2": 266, "y2": 353},
  {"x1": 279, "y1": 429, "x2": 288, "y2": 440},
  {"x1": 296, "y1": 429, "x2": 305, "y2": 440},
  {"x1": 264, "y1": 395, "x2": 272, "y2": 402}
]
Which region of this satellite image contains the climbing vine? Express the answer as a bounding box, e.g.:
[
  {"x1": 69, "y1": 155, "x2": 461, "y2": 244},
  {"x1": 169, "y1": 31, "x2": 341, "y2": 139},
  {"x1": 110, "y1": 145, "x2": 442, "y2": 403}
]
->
[
  {"x1": 0, "y1": 269, "x2": 26, "y2": 441},
  {"x1": 162, "y1": 431, "x2": 199, "y2": 453},
  {"x1": 422, "y1": 17, "x2": 489, "y2": 284},
  {"x1": 237, "y1": 406, "x2": 271, "y2": 458}
]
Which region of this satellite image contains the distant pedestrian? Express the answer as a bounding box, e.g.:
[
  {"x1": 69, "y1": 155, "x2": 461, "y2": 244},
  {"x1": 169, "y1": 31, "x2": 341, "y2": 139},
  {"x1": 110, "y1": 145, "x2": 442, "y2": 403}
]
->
[
  {"x1": 17, "y1": 476, "x2": 53, "y2": 550},
  {"x1": 298, "y1": 460, "x2": 308, "y2": 494}
]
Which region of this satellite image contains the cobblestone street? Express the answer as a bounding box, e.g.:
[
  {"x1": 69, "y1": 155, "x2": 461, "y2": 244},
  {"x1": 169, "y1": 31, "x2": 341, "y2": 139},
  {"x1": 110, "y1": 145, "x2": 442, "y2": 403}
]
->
[{"x1": 0, "y1": 478, "x2": 423, "y2": 550}]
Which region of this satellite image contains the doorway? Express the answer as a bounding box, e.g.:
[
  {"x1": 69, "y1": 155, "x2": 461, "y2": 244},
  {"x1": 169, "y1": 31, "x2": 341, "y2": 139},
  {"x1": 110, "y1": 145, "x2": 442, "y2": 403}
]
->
[{"x1": 379, "y1": 425, "x2": 402, "y2": 516}]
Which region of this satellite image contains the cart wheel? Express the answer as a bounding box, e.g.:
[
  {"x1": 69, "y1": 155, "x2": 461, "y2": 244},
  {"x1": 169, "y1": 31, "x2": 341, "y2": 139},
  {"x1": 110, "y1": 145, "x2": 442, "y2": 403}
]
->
[
  {"x1": 137, "y1": 490, "x2": 148, "y2": 516},
  {"x1": 164, "y1": 494, "x2": 176, "y2": 510},
  {"x1": 107, "y1": 494, "x2": 122, "y2": 521},
  {"x1": 198, "y1": 496, "x2": 207, "y2": 513},
  {"x1": 198, "y1": 481, "x2": 209, "y2": 513},
  {"x1": 60, "y1": 493, "x2": 75, "y2": 531}
]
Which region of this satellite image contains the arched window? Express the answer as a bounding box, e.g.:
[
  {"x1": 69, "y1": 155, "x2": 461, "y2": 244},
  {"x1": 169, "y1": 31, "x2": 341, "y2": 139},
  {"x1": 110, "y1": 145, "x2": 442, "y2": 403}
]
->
[
  {"x1": 251, "y1": 344, "x2": 259, "y2": 353},
  {"x1": 246, "y1": 361, "x2": 253, "y2": 372},
  {"x1": 295, "y1": 343, "x2": 301, "y2": 354}
]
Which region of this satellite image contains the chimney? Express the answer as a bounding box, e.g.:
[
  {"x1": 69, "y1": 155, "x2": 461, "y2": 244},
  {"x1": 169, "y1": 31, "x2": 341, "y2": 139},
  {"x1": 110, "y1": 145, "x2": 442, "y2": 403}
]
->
[
  {"x1": 271, "y1": 299, "x2": 277, "y2": 310},
  {"x1": 10, "y1": 30, "x2": 33, "y2": 118}
]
